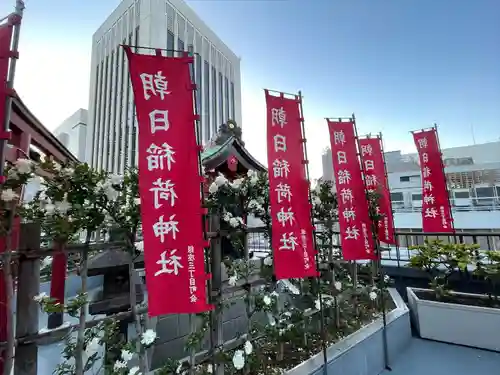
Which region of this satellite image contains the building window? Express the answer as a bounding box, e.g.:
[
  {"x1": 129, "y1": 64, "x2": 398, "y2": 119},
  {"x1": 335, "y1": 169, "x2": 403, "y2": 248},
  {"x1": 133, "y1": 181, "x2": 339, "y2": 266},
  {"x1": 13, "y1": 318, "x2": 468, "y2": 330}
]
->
[
  {"x1": 230, "y1": 81, "x2": 235, "y2": 120},
  {"x1": 204, "y1": 60, "x2": 210, "y2": 141},
  {"x1": 390, "y1": 192, "x2": 404, "y2": 202},
  {"x1": 100, "y1": 54, "x2": 110, "y2": 171},
  {"x1": 224, "y1": 76, "x2": 229, "y2": 120},
  {"x1": 400, "y1": 174, "x2": 420, "y2": 183},
  {"x1": 167, "y1": 31, "x2": 174, "y2": 56},
  {"x1": 219, "y1": 72, "x2": 223, "y2": 122},
  {"x1": 178, "y1": 38, "x2": 184, "y2": 54},
  {"x1": 412, "y1": 193, "x2": 422, "y2": 201},
  {"x1": 91, "y1": 62, "x2": 101, "y2": 166},
  {"x1": 212, "y1": 65, "x2": 217, "y2": 131},
  {"x1": 196, "y1": 55, "x2": 202, "y2": 117},
  {"x1": 455, "y1": 191, "x2": 470, "y2": 199}
]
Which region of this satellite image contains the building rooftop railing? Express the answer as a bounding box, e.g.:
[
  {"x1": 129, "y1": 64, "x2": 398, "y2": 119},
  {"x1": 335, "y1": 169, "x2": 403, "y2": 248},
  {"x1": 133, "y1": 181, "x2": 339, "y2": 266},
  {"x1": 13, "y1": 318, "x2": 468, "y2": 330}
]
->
[{"x1": 391, "y1": 197, "x2": 500, "y2": 213}]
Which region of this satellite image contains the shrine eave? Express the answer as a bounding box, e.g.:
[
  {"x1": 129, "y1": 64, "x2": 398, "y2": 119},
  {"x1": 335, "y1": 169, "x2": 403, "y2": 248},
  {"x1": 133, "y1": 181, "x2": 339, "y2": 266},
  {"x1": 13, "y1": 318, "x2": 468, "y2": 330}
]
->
[{"x1": 201, "y1": 136, "x2": 266, "y2": 173}]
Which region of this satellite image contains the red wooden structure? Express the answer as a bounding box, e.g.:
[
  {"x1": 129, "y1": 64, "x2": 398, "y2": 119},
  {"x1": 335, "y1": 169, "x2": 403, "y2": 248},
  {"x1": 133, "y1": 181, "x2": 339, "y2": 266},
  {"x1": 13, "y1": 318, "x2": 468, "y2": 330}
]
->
[{"x1": 0, "y1": 93, "x2": 77, "y2": 363}]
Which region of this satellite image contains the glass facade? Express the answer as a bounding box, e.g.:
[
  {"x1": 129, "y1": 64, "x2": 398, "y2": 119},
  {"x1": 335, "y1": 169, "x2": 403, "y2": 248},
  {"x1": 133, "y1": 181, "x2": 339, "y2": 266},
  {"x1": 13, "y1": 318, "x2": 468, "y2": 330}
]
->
[
  {"x1": 167, "y1": 31, "x2": 174, "y2": 56},
  {"x1": 224, "y1": 76, "x2": 229, "y2": 121},
  {"x1": 204, "y1": 60, "x2": 210, "y2": 134},
  {"x1": 90, "y1": 1, "x2": 240, "y2": 173},
  {"x1": 219, "y1": 72, "x2": 223, "y2": 123},
  {"x1": 212, "y1": 65, "x2": 217, "y2": 130}
]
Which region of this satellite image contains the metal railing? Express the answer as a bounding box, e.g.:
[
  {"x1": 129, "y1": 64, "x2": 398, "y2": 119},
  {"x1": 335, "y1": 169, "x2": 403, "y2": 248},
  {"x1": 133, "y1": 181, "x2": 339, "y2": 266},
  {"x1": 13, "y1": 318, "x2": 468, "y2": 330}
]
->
[
  {"x1": 391, "y1": 197, "x2": 500, "y2": 213},
  {"x1": 246, "y1": 227, "x2": 500, "y2": 267}
]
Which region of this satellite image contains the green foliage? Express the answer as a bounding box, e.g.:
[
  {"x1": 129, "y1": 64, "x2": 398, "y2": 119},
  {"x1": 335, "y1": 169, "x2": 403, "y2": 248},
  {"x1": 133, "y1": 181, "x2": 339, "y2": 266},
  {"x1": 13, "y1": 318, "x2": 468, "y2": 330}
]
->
[{"x1": 409, "y1": 240, "x2": 481, "y2": 299}]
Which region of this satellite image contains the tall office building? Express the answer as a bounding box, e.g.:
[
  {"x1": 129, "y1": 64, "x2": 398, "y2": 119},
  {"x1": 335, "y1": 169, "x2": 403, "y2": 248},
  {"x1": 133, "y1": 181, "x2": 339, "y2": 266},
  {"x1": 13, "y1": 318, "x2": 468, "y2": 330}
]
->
[
  {"x1": 53, "y1": 109, "x2": 88, "y2": 162},
  {"x1": 87, "y1": 0, "x2": 242, "y2": 173}
]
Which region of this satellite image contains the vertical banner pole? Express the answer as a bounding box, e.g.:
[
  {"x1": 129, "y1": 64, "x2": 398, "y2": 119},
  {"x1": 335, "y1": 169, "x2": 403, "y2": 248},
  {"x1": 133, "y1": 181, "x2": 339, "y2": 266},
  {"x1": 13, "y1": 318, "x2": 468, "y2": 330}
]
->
[
  {"x1": 378, "y1": 133, "x2": 401, "y2": 266},
  {"x1": 433, "y1": 123, "x2": 455, "y2": 231},
  {"x1": 297, "y1": 91, "x2": 327, "y2": 374},
  {"x1": 0, "y1": 1, "x2": 24, "y2": 178},
  {"x1": 353, "y1": 115, "x2": 390, "y2": 371}
]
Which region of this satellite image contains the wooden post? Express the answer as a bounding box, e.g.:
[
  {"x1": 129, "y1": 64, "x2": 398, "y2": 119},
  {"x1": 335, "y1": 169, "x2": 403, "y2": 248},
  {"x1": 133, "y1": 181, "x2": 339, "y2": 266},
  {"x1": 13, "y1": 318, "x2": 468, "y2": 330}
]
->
[
  {"x1": 14, "y1": 223, "x2": 41, "y2": 375},
  {"x1": 209, "y1": 215, "x2": 223, "y2": 375}
]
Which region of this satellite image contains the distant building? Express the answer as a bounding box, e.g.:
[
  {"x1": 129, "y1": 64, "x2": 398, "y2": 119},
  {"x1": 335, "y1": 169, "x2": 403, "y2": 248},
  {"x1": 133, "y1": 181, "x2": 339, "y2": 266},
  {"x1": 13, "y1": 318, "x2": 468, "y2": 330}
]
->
[
  {"x1": 53, "y1": 109, "x2": 88, "y2": 162},
  {"x1": 87, "y1": 0, "x2": 242, "y2": 173},
  {"x1": 322, "y1": 141, "x2": 500, "y2": 231}
]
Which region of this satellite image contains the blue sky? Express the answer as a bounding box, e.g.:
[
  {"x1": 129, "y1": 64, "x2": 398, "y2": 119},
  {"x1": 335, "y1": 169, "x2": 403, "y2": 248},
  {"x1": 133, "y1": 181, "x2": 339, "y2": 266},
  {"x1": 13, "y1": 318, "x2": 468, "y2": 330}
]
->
[{"x1": 1, "y1": 0, "x2": 499, "y2": 178}]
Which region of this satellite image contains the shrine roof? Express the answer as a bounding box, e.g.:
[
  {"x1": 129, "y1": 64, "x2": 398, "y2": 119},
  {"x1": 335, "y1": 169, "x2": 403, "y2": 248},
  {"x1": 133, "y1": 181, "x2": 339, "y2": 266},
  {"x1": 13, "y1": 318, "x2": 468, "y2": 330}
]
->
[{"x1": 201, "y1": 136, "x2": 266, "y2": 172}]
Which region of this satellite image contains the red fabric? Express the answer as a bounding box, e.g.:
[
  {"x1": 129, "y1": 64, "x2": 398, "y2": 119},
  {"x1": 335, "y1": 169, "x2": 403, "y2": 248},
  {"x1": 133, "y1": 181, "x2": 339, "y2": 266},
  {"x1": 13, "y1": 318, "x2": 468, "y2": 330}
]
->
[
  {"x1": 413, "y1": 129, "x2": 454, "y2": 233},
  {"x1": 359, "y1": 137, "x2": 396, "y2": 245},
  {"x1": 125, "y1": 48, "x2": 211, "y2": 316},
  {"x1": 327, "y1": 120, "x2": 375, "y2": 260},
  {"x1": 50, "y1": 250, "x2": 67, "y2": 304},
  {"x1": 265, "y1": 91, "x2": 318, "y2": 280}
]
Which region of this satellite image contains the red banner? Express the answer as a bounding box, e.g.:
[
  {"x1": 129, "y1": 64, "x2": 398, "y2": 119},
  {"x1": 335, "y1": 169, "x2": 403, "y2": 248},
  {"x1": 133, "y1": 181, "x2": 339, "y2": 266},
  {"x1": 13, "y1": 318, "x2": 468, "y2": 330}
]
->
[
  {"x1": 413, "y1": 129, "x2": 453, "y2": 233},
  {"x1": 125, "y1": 48, "x2": 211, "y2": 315},
  {"x1": 359, "y1": 137, "x2": 396, "y2": 245},
  {"x1": 265, "y1": 91, "x2": 317, "y2": 279},
  {"x1": 327, "y1": 120, "x2": 375, "y2": 260}
]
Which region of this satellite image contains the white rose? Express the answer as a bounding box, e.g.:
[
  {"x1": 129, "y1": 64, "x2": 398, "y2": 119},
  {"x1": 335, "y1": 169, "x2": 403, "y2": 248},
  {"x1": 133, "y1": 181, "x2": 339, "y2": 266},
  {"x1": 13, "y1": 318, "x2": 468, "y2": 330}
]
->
[
  {"x1": 263, "y1": 295, "x2": 271, "y2": 305},
  {"x1": 369, "y1": 291, "x2": 377, "y2": 301},
  {"x1": 214, "y1": 175, "x2": 227, "y2": 187},
  {"x1": 232, "y1": 350, "x2": 245, "y2": 370},
  {"x1": 1, "y1": 188, "x2": 18, "y2": 202},
  {"x1": 229, "y1": 217, "x2": 239, "y2": 228},
  {"x1": 14, "y1": 158, "x2": 32, "y2": 174},
  {"x1": 334, "y1": 281, "x2": 342, "y2": 291},
  {"x1": 263, "y1": 256, "x2": 273, "y2": 266},
  {"x1": 208, "y1": 182, "x2": 218, "y2": 194}
]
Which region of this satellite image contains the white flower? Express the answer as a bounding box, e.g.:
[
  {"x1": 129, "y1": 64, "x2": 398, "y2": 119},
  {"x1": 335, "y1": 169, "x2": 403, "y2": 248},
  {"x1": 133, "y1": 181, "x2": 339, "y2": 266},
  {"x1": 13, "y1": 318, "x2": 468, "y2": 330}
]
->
[
  {"x1": 247, "y1": 170, "x2": 255, "y2": 177},
  {"x1": 135, "y1": 241, "x2": 144, "y2": 252},
  {"x1": 134, "y1": 197, "x2": 141, "y2": 205},
  {"x1": 263, "y1": 256, "x2": 273, "y2": 266},
  {"x1": 222, "y1": 211, "x2": 232, "y2": 222},
  {"x1": 244, "y1": 340, "x2": 253, "y2": 355},
  {"x1": 41, "y1": 256, "x2": 53, "y2": 269},
  {"x1": 14, "y1": 158, "x2": 32, "y2": 174},
  {"x1": 121, "y1": 349, "x2": 133, "y2": 362},
  {"x1": 1, "y1": 188, "x2": 18, "y2": 202},
  {"x1": 228, "y1": 274, "x2": 238, "y2": 286},
  {"x1": 263, "y1": 295, "x2": 271, "y2": 306},
  {"x1": 141, "y1": 329, "x2": 157, "y2": 346},
  {"x1": 267, "y1": 313, "x2": 276, "y2": 326},
  {"x1": 33, "y1": 292, "x2": 47, "y2": 302},
  {"x1": 231, "y1": 178, "x2": 243, "y2": 189},
  {"x1": 45, "y1": 203, "x2": 55, "y2": 215},
  {"x1": 232, "y1": 350, "x2": 245, "y2": 370},
  {"x1": 176, "y1": 361, "x2": 183, "y2": 374},
  {"x1": 55, "y1": 200, "x2": 71, "y2": 214},
  {"x1": 110, "y1": 174, "x2": 123, "y2": 185},
  {"x1": 229, "y1": 217, "x2": 239, "y2": 228},
  {"x1": 61, "y1": 168, "x2": 74, "y2": 177},
  {"x1": 105, "y1": 186, "x2": 119, "y2": 201},
  {"x1": 315, "y1": 299, "x2": 321, "y2": 310},
  {"x1": 7, "y1": 169, "x2": 18, "y2": 179},
  {"x1": 369, "y1": 291, "x2": 377, "y2": 301},
  {"x1": 114, "y1": 361, "x2": 127, "y2": 371},
  {"x1": 206, "y1": 364, "x2": 213, "y2": 373},
  {"x1": 334, "y1": 281, "x2": 342, "y2": 291},
  {"x1": 214, "y1": 174, "x2": 227, "y2": 187},
  {"x1": 129, "y1": 366, "x2": 140, "y2": 375},
  {"x1": 85, "y1": 337, "x2": 100, "y2": 357},
  {"x1": 208, "y1": 182, "x2": 218, "y2": 194},
  {"x1": 384, "y1": 275, "x2": 390, "y2": 283}
]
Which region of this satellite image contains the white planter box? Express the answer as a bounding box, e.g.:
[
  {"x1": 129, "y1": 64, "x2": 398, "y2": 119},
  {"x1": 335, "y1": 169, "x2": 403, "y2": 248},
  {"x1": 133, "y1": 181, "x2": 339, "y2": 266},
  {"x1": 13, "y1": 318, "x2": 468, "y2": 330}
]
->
[
  {"x1": 285, "y1": 288, "x2": 411, "y2": 375},
  {"x1": 407, "y1": 287, "x2": 500, "y2": 352}
]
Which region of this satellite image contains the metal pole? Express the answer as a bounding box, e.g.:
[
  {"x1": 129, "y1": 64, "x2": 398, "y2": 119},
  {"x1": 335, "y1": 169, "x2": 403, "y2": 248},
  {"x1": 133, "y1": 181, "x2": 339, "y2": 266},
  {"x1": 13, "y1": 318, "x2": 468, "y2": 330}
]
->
[
  {"x1": 433, "y1": 123, "x2": 455, "y2": 231},
  {"x1": 297, "y1": 91, "x2": 328, "y2": 375},
  {"x1": 353, "y1": 116, "x2": 390, "y2": 371},
  {"x1": 378, "y1": 133, "x2": 401, "y2": 267},
  {"x1": 0, "y1": 1, "x2": 25, "y2": 178}
]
